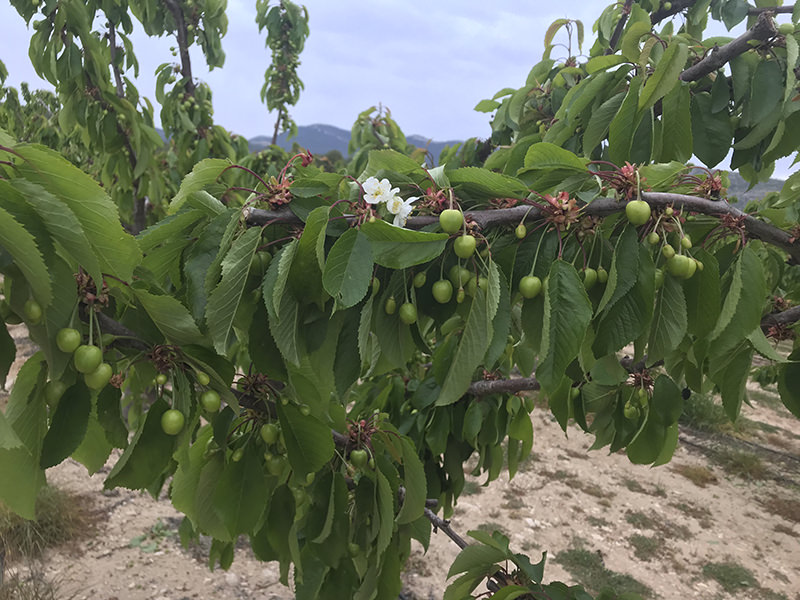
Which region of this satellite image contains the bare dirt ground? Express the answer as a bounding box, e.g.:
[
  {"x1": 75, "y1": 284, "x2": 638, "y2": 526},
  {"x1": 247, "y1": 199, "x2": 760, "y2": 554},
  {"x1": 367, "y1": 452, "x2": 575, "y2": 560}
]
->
[{"x1": 2, "y1": 322, "x2": 800, "y2": 600}]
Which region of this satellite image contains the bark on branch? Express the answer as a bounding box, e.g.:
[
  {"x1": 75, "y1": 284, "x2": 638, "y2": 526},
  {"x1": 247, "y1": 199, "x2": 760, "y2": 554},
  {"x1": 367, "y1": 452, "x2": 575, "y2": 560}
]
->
[
  {"x1": 651, "y1": 0, "x2": 697, "y2": 25},
  {"x1": 606, "y1": 0, "x2": 635, "y2": 55},
  {"x1": 244, "y1": 191, "x2": 800, "y2": 264},
  {"x1": 163, "y1": 0, "x2": 196, "y2": 95},
  {"x1": 680, "y1": 11, "x2": 778, "y2": 82}
]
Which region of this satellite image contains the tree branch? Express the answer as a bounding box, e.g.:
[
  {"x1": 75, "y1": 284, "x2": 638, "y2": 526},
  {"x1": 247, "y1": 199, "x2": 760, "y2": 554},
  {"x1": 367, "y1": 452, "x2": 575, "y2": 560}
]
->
[
  {"x1": 244, "y1": 191, "x2": 800, "y2": 263},
  {"x1": 761, "y1": 305, "x2": 800, "y2": 329},
  {"x1": 748, "y1": 6, "x2": 794, "y2": 15},
  {"x1": 468, "y1": 376, "x2": 539, "y2": 396},
  {"x1": 651, "y1": 0, "x2": 697, "y2": 25},
  {"x1": 680, "y1": 11, "x2": 778, "y2": 82},
  {"x1": 606, "y1": 0, "x2": 635, "y2": 55},
  {"x1": 106, "y1": 22, "x2": 125, "y2": 98},
  {"x1": 163, "y1": 0, "x2": 196, "y2": 95}
]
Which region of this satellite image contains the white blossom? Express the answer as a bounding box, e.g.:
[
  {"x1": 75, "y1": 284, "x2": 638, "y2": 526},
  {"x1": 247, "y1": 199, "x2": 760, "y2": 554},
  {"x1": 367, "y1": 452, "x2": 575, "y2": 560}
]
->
[
  {"x1": 362, "y1": 176, "x2": 397, "y2": 205},
  {"x1": 387, "y1": 195, "x2": 417, "y2": 228}
]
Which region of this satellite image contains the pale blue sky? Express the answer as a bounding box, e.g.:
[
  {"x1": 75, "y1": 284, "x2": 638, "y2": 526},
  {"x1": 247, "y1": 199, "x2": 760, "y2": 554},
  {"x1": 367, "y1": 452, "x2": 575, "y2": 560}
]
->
[
  {"x1": 0, "y1": 1, "x2": 795, "y2": 178},
  {"x1": 0, "y1": 0, "x2": 612, "y2": 140}
]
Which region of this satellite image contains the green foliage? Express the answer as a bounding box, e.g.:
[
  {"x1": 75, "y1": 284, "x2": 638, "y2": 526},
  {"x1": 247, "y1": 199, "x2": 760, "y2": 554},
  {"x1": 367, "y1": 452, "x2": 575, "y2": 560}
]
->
[{"x1": 2, "y1": 2, "x2": 800, "y2": 599}]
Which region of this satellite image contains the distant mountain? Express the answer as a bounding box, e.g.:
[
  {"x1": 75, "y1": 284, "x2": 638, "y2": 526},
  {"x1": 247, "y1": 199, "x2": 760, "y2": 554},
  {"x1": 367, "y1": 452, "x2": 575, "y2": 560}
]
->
[
  {"x1": 248, "y1": 123, "x2": 462, "y2": 161},
  {"x1": 725, "y1": 172, "x2": 784, "y2": 207}
]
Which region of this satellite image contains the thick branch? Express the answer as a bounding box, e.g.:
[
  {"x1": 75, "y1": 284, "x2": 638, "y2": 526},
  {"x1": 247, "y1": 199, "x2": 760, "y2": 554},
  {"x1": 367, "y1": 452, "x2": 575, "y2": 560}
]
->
[
  {"x1": 468, "y1": 376, "x2": 539, "y2": 396},
  {"x1": 606, "y1": 0, "x2": 634, "y2": 55},
  {"x1": 680, "y1": 11, "x2": 778, "y2": 82},
  {"x1": 245, "y1": 192, "x2": 800, "y2": 263},
  {"x1": 163, "y1": 0, "x2": 196, "y2": 95},
  {"x1": 761, "y1": 305, "x2": 800, "y2": 329},
  {"x1": 749, "y1": 6, "x2": 794, "y2": 15}
]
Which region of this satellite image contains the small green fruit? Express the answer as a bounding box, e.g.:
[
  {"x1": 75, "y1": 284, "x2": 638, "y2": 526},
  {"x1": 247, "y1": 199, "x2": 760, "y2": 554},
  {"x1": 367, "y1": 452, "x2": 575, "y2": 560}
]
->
[
  {"x1": 432, "y1": 279, "x2": 453, "y2": 304},
  {"x1": 350, "y1": 449, "x2": 368, "y2": 469},
  {"x1": 583, "y1": 268, "x2": 598, "y2": 290},
  {"x1": 646, "y1": 232, "x2": 660, "y2": 245},
  {"x1": 196, "y1": 371, "x2": 210, "y2": 386},
  {"x1": 439, "y1": 209, "x2": 463, "y2": 233},
  {"x1": 597, "y1": 267, "x2": 608, "y2": 283},
  {"x1": 260, "y1": 423, "x2": 279, "y2": 444},
  {"x1": 200, "y1": 389, "x2": 221, "y2": 412},
  {"x1": 661, "y1": 244, "x2": 676, "y2": 259},
  {"x1": 519, "y1": 275, "x2": 542, "y2": 299},
  {"x1": 85, "y1": 363, "x2": 113, "y2": 390},
  {"x1": 56, "y1": 328, "x2": 82, "y2": 353},
  {"x1": 413, "y1": 272, "x2": 426, "y2": 288},
  {"x1": 515, "y1": 224, "x2": 527, "y2": 239},
  {"x1": 779, "y1": 22, "x2": 794, "y2": 35},
  {"x1": 623, "y1": 401, "x2": 640, "y2": 420},
  {"x1": 625, "y1": 200, "x2": 651, "y2": 226},
  {"x1": 384, "y1": 296, "x2": 397, "y2": 315},
  {"x1": 161, "y1": 409, "x2": 185, "y2": 435},
  {"x1": 399, "y1": 302, "x2": 418, "y2": 325},
  {"x1": 680, "y1": 235, "x2": 692, "y2": 249},
  {"x1": 74, "y1": 345, "x2": 103, "y2": 374},
  {"x1": 23, "y1": 299, "x2": 43, "y2": 324},
  {"x1": 454, "y1": 235, "x2": 477, "y2": 259},
  {"x1": 155, "y1": 373, "x2": 168, "y2": 386}
]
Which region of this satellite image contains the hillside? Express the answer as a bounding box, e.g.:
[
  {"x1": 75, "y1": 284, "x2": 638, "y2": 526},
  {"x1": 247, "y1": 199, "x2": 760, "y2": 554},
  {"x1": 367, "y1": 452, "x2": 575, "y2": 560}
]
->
[{"x1": 247, "y1": 123, "x2": 461, "y2": 160}]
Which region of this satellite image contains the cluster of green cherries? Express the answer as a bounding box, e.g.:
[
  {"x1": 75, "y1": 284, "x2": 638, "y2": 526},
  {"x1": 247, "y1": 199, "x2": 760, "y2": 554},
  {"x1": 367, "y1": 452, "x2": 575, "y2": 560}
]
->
[
  {"x1": 156, "y1": 369, "x2": 220, "y2": 436},
  {"x1": 626, "y1": 200, "x2": 703, "y2": 282},
  {"x1": 55, "y1": 327, "x2": 114, "y2": 391}
]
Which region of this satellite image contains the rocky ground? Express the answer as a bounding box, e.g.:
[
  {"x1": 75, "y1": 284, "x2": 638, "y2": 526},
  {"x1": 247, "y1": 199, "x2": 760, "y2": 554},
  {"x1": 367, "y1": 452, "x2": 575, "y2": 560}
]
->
[{"x1": 2, "y1": 322, "x2": 799, "y2": 600}]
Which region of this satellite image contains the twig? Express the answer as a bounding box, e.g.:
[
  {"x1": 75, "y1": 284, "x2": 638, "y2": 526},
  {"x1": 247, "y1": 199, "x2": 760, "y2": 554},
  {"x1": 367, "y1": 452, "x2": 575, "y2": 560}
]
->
[
  {"x1": 748, "y1": 6, "x2": 794, "y2": 15},
  {"x1": 468, "y1": 376, "x2": 539, "y2": 396},
  {"x1": 651, "y1": 0, "x2": 697, "y2": 25},
  {"x1": 606, "y1": 0, "x2": 635, "y2": 55},
  {"x1": 680, "y1": 12, "x2": 778, "y2": 82},
  {"x1": 106, "y1": 22, "x2": 125, "y2": 98}
]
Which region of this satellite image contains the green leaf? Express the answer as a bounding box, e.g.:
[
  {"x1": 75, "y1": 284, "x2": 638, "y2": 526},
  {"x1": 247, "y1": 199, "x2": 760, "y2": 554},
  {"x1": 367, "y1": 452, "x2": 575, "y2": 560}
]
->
[
  {"x1": 778, "y1": 361, "x2": 800, "y2": 418},
  {"x1": 322, "y1": 229, "x2": 374, "y2": 309},
  {"x1": 684, "y1": 249, "x2": 720, "y2": 339},
  {"x1": 168, "y1": 158, "x2": 231, "y2": 213},
  {"x1": 638, "y1": 41, "x2": 688, "y2": 113},
  {"x1": 474, "y1": 99, "x2": 500, "y2": 112},
  {"x1": 647, "y1": 274, "x2": 687, "y2": 363},
  {"x1": 585, "y1": 55, "x2": 626, "y2": 74},
  {"x1": 396, "y1": 436, "x2": 426, "y2": 524},
  {"x1": 277, "y1": 402, "x2": 334, "y2": 476},
  {"x1": 213, "y1": 448, "x2": 270, "y2": 537},
  {"x1": 135, "y1": 290, "x2": 206, "y2": 346},
  {"x1": 137, "y1": 208, "x2": 206, "y2": 253},
  {"x1": 15, "y1": 145, "x2": 141, "y2": 282},
  {"x1": 39, "y1": 381, "x2": 91, "y2": 469},
  {"x1": 537, "y1": 261, "x2": 592, "y2": 395},
  {"x1": 582, "y1": 91, "x2": 626, "y2": 154},
  {"x1": 12, "y1": 180, "x2": 104, "y2": 289},
  {"x1": 436, "y1": 261, "x2": 501, "y2": 406},
  {"x1": 71, "y1": 398, "x2": 113, "y2": 474},
  {"x1": 709, "y1": 245, "x2": 766, "y2": 357},
  {"x1": 691, "y1": 92, "x2": 733, "y2": 168},
  {"x1": 268, "y1": 291, "x2": 302, "y2": 366},
  {"x1": 0, "y1": 204, "x2": 52, "y2": 308},
  {"x1": 714, "y1": 341, "x2": 754, "y2": 421},
  {"x1": 519, "y1": 143, "x2": 588, "y2": 190},
  {"x1": 620, "y1": 21, "x2": 652, "y2": 62},
  {"x1": 660, "y1": 83, "x2": 693, "y2": 162},
  {"x1": 447, "y1": 167, "x2": 529, "y2": 199},
  {"x1": 104, "y1": 398, "x2": 175, "y2": 490},
  {"x1": 359, "y1": 149, "x2": 427, "y2": 181},
  {"x1": 288, "y1": 206, "x2": 329, "y2": 307},
  {"x1": 447, "y1": 544, "x2": 509, "y2": 578},
  {"x1": 0, "y1": 411, "x2": 45, "y2": 519},
  {"x1": 609, "y1": 76, "x2": 644, "y2": 165},
  {"x1": 206, "y1": 227, "x2": 262, "y2": 353},
  {"x1": 594, "y1": 246, "x2": 655, "y2": 356},
  {"x1": 360, "y1": 220, "x2": 448, "y2": 269}
]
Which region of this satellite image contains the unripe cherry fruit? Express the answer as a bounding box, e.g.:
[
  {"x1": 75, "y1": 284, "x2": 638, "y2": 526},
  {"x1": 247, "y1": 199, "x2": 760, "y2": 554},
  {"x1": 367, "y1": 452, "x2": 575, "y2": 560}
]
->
[
  {"x1": 454, "y1": 234, "x2": 477, "y2": 259},
  {"x1": 23, "y1": 299, "x2": 43, "y2": 324},
  {"x1": 432, "y1": 280, "x2": 453, "y2": 304},
  {"x1": 161, "y1": 409, "x2": 185, "y2": 435},
  {"x1": 625, "y1": 200, "x2": 651, "y2": 226},
  {"x1": 439, "y1": 209, "x2": 463, "y2": 234},
  {"x1": 384, "y1": 296, "x2": 397, "y2": 315},
  {"x1": 398, "y1": 302, "x2": 418, "y2": 325},
  {"x1": 56, "y1": 328, "x2": 82, "y2": 353},
  {"x1": 200, "y1": 389, "x2": 221, "y2": 412},
  {"x1": 515, "y1": 224, "x2": 527, "y2": 239},
  {"x1": 73, "y1": 345, "x2": 103, "y2": 374},
  {"x1": 413, "y1": 272, "x2": 426, "y2": 288},
  {"x1": 85, "y1": 363, "x2": 113, "y2": 390},
  {"x1": 646, "y1": 232, "x2": 660, "y2": 245},
  {"x1": 597, "y1": 267, "x2": 608, "y2": 284},
  {"x1": 519, "y1": 276, "x2": 542, "y2": 299},
  {"x1": 583, "y1": 268, "x2": 598, "y2": 290}
]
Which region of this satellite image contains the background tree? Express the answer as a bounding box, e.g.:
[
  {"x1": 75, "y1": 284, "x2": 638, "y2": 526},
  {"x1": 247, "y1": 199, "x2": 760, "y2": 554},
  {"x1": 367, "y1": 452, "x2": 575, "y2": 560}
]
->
[
  {"x1": 2, "y1": 1, "x2": 800, "y2": 599},
  {"x1": 256, "y1": 0, "x2": 310, "y2": 146}
]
